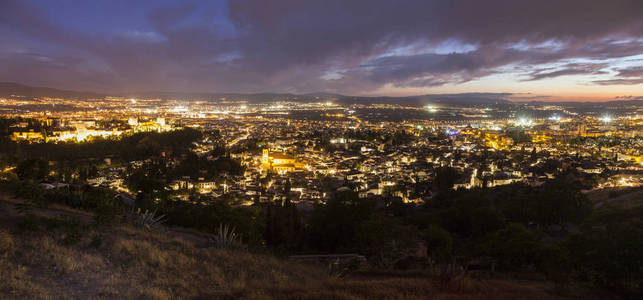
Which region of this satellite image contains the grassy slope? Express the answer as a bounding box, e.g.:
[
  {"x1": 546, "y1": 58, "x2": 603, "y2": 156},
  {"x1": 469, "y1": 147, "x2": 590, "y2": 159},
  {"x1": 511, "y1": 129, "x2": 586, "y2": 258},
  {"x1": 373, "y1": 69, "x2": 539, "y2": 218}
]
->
[
  {"x1": 0, "y1": 198, "x2": 609, "y2": 299},
  {"x1": 586, "y1": 186, "x2": 643, "y2": 209}
]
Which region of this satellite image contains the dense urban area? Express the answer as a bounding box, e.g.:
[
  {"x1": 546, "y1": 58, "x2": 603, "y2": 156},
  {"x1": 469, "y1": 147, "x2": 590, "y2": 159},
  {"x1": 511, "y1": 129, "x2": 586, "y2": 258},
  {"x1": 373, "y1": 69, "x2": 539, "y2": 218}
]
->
[{"x1": 0, "y1": 84, "x2": 641, "y2": 298}]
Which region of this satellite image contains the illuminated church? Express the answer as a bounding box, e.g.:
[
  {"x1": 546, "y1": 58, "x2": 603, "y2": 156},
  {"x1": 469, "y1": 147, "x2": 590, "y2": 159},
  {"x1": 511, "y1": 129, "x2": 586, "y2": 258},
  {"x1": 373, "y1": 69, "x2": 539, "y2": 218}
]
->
[{"x1": 261, "y1": 149, "x2": 303, "y2": 173}]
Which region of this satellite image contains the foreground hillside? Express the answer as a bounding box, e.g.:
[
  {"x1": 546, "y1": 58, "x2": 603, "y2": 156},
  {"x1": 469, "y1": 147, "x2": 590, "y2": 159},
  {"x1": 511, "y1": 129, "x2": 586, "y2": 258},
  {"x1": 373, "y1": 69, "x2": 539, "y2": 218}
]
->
[{"x1": 0, "y1": 197, "x2": 613, "y2": 299}]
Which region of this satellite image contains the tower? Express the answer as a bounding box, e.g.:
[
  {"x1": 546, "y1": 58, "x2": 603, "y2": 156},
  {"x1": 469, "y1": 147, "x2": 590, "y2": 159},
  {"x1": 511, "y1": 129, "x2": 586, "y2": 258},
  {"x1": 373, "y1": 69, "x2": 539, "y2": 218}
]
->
[
  {"x1": 262, "y1": 149, "x2": 269, "y2": 164},
  {"x1": 578, "y1": 123, "x2": 586, "y2": 136}
]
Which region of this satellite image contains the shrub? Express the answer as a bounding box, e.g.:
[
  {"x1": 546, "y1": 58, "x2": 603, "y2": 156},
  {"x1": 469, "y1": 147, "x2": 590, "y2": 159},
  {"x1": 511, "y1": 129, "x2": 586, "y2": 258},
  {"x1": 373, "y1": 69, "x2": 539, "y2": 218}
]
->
[
  {"x1": 209, "y1": 224, "x2": 245, "y2": 250},
  {"x1": 128, "y1": 208, "x2": 167, "y2": 232},
  {"x1": 478, "y1": 223, "x2": 545, "y2": 271},
  {"x1": 423, "y1": 225, "x2": 453, "y2": 263}
]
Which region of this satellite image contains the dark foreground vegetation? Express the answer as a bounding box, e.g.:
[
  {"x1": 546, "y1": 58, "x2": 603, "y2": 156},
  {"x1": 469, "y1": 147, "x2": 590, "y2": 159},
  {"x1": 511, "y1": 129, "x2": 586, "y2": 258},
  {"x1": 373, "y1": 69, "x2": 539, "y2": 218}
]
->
[{"x1": 0, "y1": 195, "x2": 616, "y2": 299}]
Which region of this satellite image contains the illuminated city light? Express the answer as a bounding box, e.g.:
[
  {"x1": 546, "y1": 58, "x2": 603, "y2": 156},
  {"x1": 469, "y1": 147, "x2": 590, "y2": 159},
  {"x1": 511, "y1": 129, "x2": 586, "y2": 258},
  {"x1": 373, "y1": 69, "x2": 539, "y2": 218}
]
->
[
  {"x1": 514, "y1": 117, "x2": 533, "y2": 127},
  {"x1": 601, "y1": 115, "x2": 613, "y2": 123},
  {"x1": 426, "y1": 105, "x2": 438, "y2": 113},
  {"x1": 171, "y1": 106, "x2": 188, "y2": 113}
]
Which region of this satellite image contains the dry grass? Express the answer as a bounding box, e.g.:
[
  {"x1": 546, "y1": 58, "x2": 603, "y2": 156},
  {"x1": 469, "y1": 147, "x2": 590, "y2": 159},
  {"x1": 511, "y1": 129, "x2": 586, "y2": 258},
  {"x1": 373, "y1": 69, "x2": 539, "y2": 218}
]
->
[
  {"x1": 0, "y1": 212, "x2": 327, "y2": 298},
  {"x1": 0, "y1": 230, "x2": 48, "y2": 298},
  {"x1": 0, "y1": 229, "x2": 15, "y2": 254},
  {"x1": 0, "y1": 200, "x2": 605, "y2": 299}
]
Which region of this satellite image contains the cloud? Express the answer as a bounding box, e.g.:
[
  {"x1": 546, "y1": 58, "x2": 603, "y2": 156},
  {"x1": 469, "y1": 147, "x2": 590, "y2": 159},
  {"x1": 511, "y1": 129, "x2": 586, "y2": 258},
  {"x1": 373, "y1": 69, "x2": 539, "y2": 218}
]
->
[
  {"x1": 0, "y1": 50, "x2": 116, "y2": 91},
  {"x1": 522, "y1": 63, "x2": 609, "y2": 81},
  {"x1": 593, "y1": 66, "x2": 643, "y2": 85},
  {"x1": 320, "y1": 42, "x2": 639, "y2": 92},
  {"x1": 614, "y1": 66, "x2": 643, "y2": 78},
  {"x1": 593, "y1": 78, "x2": 643, "y2": 85},
  {"x1": 614, "y1": 95, "x2": 643, "y2": 100},
  {"x1": 0, "y1": 0, "x2": 642, "y2": 94}
]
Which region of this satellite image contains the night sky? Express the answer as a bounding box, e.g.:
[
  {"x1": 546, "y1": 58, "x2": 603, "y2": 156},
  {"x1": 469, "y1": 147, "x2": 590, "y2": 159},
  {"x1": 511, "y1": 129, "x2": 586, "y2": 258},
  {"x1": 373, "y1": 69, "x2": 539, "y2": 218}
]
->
[{"x1": 1, "y1": 0, "x2": 642, "y2": 100}]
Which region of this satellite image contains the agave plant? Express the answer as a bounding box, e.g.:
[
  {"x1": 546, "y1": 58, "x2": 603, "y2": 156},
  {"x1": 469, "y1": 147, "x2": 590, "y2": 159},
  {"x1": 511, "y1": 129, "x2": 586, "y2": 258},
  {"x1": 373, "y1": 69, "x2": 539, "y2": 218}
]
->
[
  {"x1": 13, "y1": 202, "x2": 33, "y2": 215},
  {"x1": 209, "y1": 224, "x2": 245, "y2": 250},
  {"x1": 129, "y1": 208, "x2": 167, "y2": 231}
]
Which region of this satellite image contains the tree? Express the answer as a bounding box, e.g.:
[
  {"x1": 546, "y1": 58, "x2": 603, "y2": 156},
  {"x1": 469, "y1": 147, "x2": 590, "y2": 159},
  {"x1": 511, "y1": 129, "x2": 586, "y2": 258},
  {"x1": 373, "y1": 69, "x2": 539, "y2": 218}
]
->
[
  {"x1": 434, "y1": 167, "x2": 459, "y2": 192},
  {"x1": 356, "y1": 213, "x2": 417, "y2": 266},
  {"x1": 263, "y1": 198, "x2": 302, "y2": 252},
  {"x1": 423, "y1": 225, "x2": 453, "y2": 262},
  {"x1": 305, "y1": 194, "x2": 374, "y2": 253},
  {"x1": 561, "y1": 207, "x2": 643, "y2": 293},
  {"x1": 16, "y1": 158, "x2": 50, "y2": 180},
  {"x1": 479, "y1": 223, "x2": 545, "y2": 271},
  {"x1": 535, "y1": 179, "x2": 591, "y2": 226}
]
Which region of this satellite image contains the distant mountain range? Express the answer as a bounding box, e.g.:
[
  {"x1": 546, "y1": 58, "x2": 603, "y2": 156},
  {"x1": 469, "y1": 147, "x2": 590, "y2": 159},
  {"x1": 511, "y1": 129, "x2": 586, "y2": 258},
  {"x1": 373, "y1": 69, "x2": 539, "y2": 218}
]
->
[
  {"x1": 0, "y1": 82, "x2": 104, "y2": 99},
  {"x1": 0, "y1": 82, "x2": 640, "y2": 106},
  {"x1": 0, "y1": 82, "x2": 515, "y2": 106},
  {"x1": 126, "y1": 90, "x2": 513, "y2": 106}
]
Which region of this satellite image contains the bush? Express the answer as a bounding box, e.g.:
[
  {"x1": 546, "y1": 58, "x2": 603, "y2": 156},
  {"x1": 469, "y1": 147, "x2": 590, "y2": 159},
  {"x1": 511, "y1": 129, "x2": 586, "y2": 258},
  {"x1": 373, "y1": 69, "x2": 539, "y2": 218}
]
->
[
  {"x1": 209, "y1": 224, "x2": 246, "y2": 250},
  {"x1": 478, "y1": 223, "x2": 545, "y2": 271},
  {"x1": 127, "y1": 208, "x2": 167, "y2": 232},
  {"x1": 0, "y1": 179, "x2": 46, "y2": 206},
  {"x1": 561, "y1": 207, "x2": 643, "y2": 294},
  {"x1": 355, "y1": 213, "x2": 417, "y2": 267},
  {"x1": 423, "y1": 225, "x2": 453, "y2": 263}
]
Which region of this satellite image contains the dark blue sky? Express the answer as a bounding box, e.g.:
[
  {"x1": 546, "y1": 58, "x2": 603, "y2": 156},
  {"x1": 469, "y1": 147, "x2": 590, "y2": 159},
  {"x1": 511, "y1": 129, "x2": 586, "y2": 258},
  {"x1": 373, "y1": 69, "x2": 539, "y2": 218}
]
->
[{"x1": 1, "y1": 0, "x2": 642, "y2": 100}]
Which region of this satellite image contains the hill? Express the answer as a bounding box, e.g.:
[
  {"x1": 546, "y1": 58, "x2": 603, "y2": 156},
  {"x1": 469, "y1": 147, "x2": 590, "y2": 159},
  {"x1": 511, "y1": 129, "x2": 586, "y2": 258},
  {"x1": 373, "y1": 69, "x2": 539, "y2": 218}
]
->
[
  {"x1": 0, "y1": 195, "x2": 604, "y2": 299},
  {"x1": 586, "y1": 187, "x2": 643, "y2": 209},
  {"x1": 101, "y1": 91, "x2": 514, "y2": 106},
  {"x1": 0, "y1": 82, "x2": 104, "y2": 99},
  {"x1": 4, "y1": 81, "x2": 641, "y2": 106},
  {"x1": 0, "y1": 81, "x2": 513, "y2": 105}
]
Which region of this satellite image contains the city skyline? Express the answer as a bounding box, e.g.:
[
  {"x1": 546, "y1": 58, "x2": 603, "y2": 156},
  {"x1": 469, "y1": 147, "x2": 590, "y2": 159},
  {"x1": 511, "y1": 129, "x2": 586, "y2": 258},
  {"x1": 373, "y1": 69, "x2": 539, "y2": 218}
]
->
[{"x1": 1, "y1": 0, "x2": 642, "y2": 101}]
